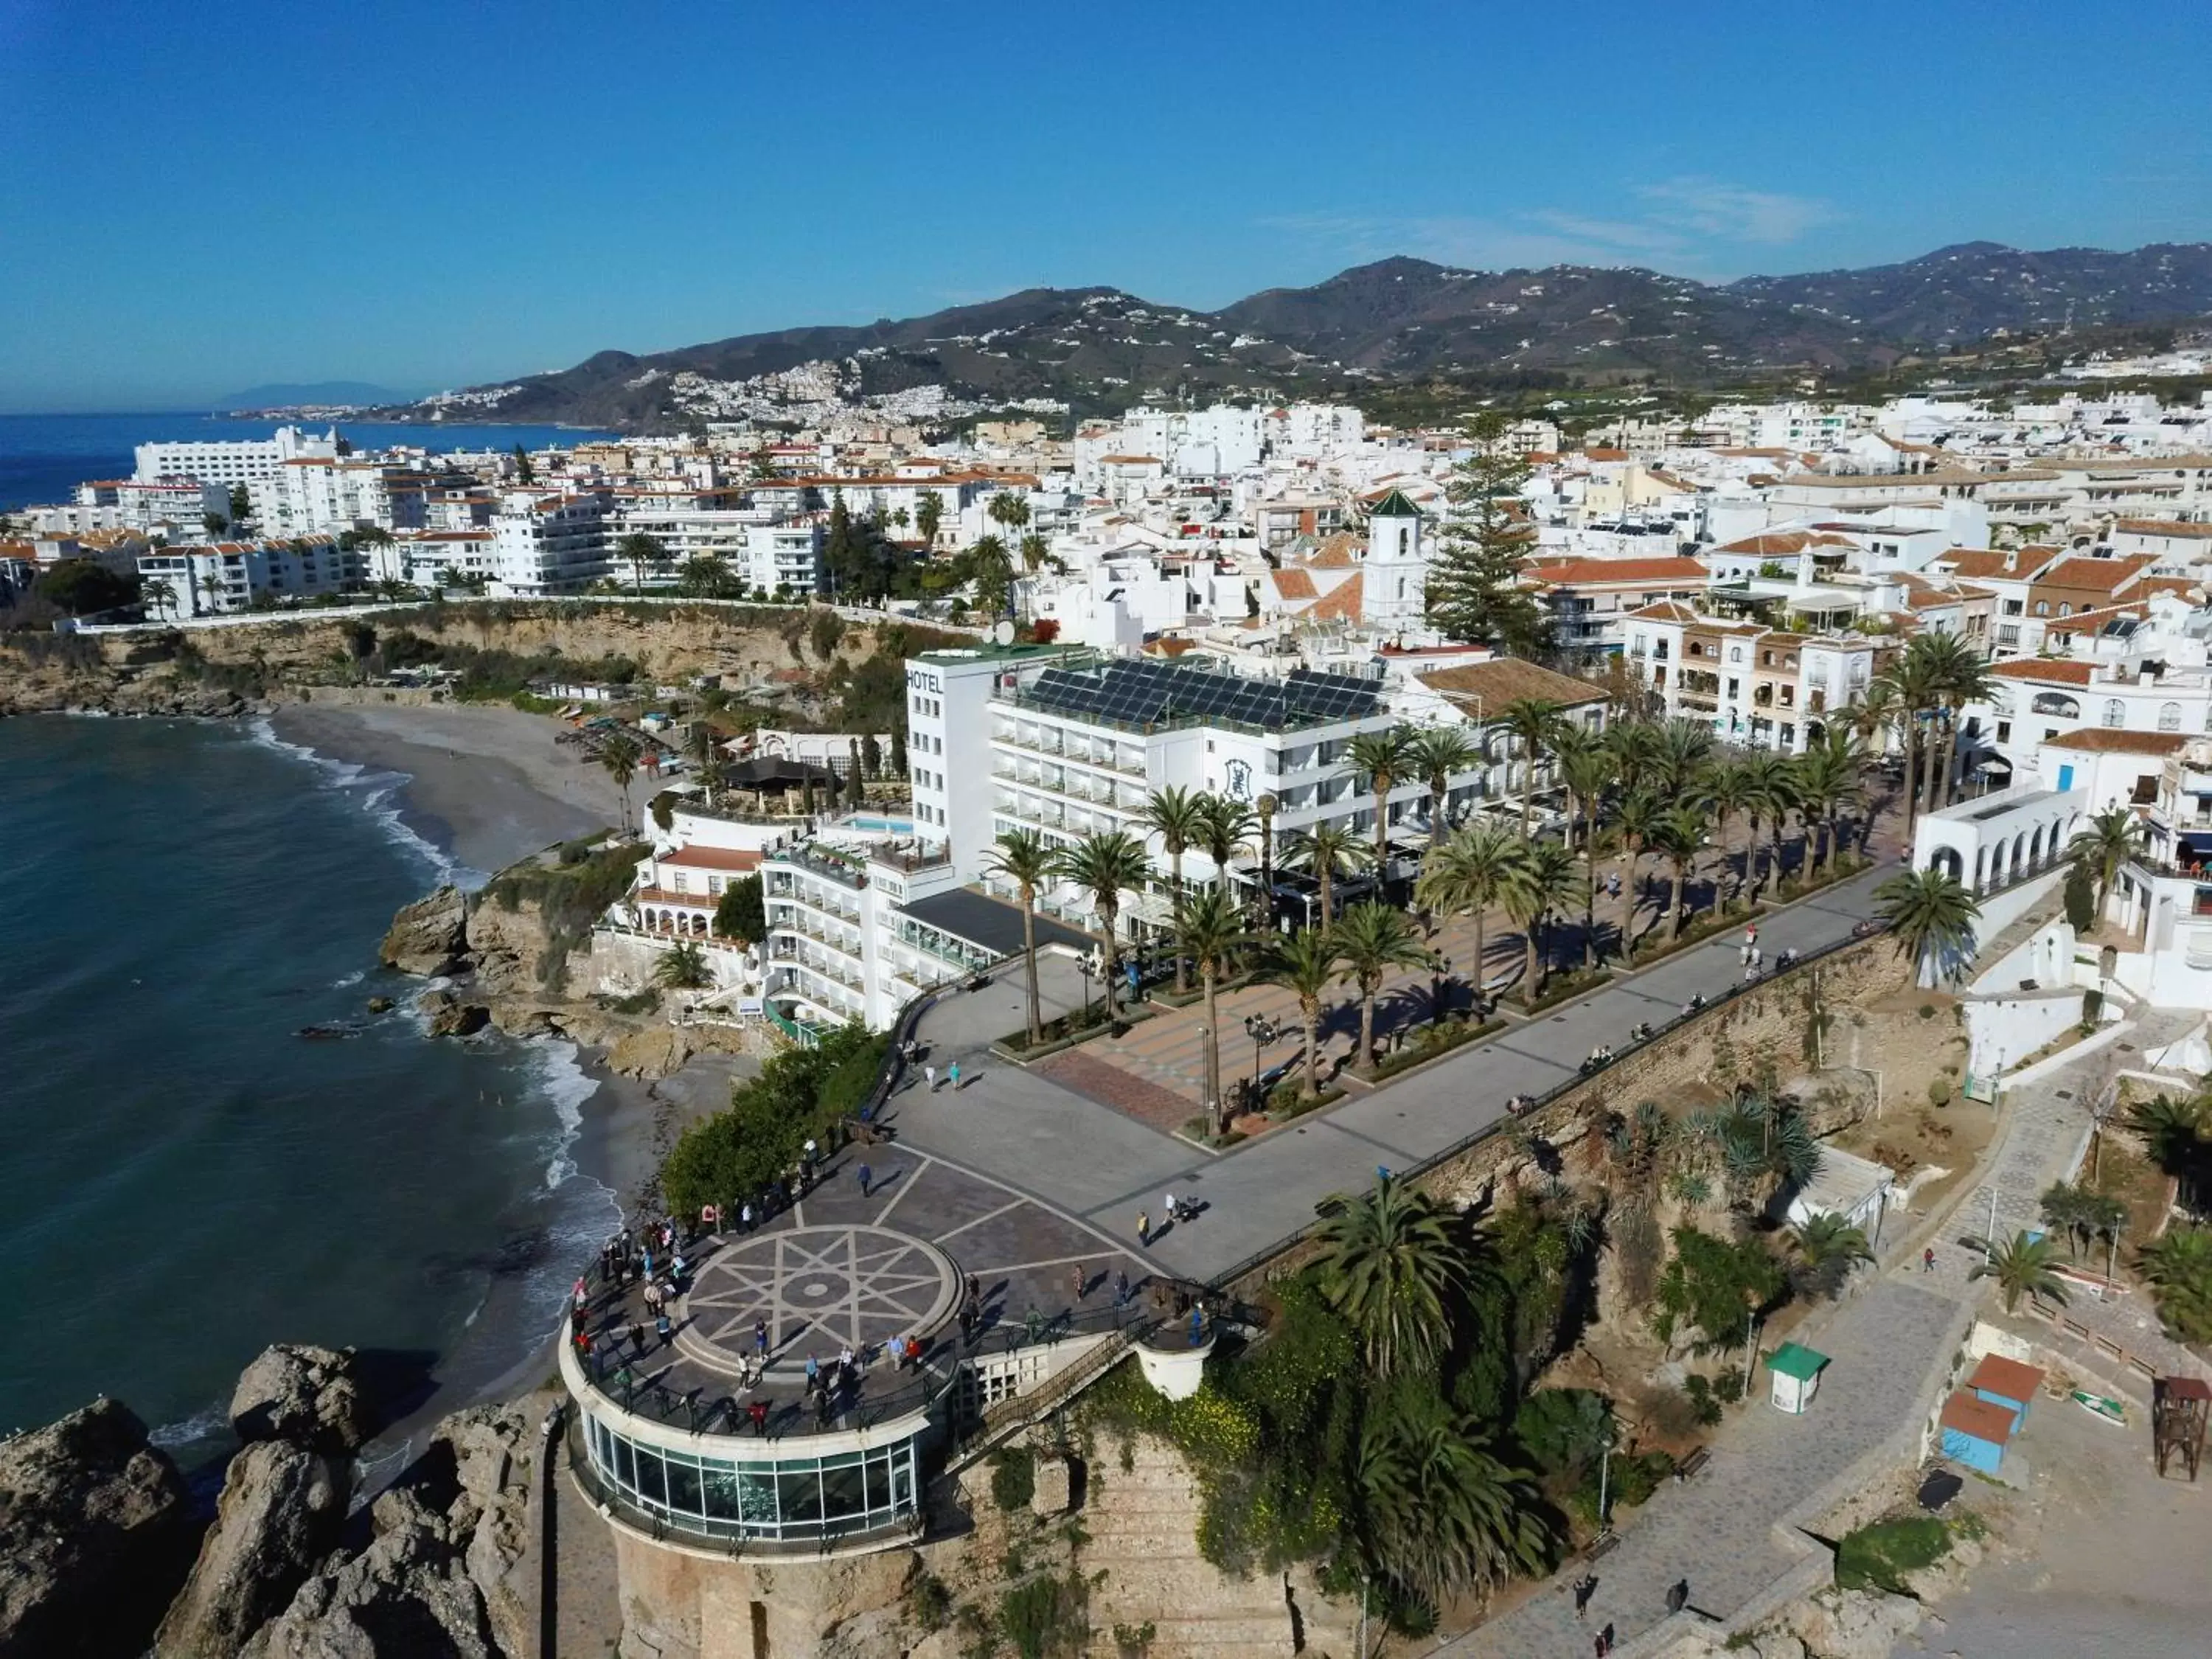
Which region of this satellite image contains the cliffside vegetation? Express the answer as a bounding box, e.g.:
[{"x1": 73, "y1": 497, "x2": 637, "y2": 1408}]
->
[
  {"x1": 660, "y1": 1023, "x2": 888, "y2": 1216},
  {"x1": 1081, "y1": 1178, "x2": 1613, "y2": 1635},
  {"x1": 481, "y1": 838, "x2": 649, "y2": 988}
]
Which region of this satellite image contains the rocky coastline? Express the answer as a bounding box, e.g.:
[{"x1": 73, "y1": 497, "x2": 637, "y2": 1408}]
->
[{"x1": 0, "y1": 1345, "x2": 539, "y2": 1659}]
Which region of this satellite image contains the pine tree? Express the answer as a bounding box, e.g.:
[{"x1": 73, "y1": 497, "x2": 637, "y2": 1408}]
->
[{"x1": 1425, "y1": 414, "x2": 1548, "y2": 655}]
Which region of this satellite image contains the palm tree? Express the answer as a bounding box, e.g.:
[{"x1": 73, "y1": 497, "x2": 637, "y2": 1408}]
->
[
  {"x1": 1922, "y1": 630, "x2": 1997, "y2": 811},
  {"x1": 2127, "y1": 1093, "x2": 2212, "y2": 1209},
  {"x1": 653, "y1": 939, "x2": 712, "y2": 990},
  {"x1": 1416, "y1": 823, "x2": 1526, "y2": 1006},
  {"x1": 1051, "y1": 831, "x2": 1153, "y2": 1019},
  {"x1": 1504, "y1": 839, "x2": 1582, "y2": 998},
  {"x1": 1691, "y1": 759, "x2": 1756, "y2": 903},
  {"x1": 684, "y1": 720, "x2": 723, "y2": 805},
  {"x1": 599, "y1": 734, "x2": 641, "y2": 834},
  {"x1": 2069, "y1": 805, "x2": 2141, "y2": 916},
  {"x1": 984, "y1": 830, "x2": 1056, "y2": 1046},
  {"x1": 1499, "y1": 698, "x2": 1563, "y2": 838},
  {"x1": 1194, "y1": 793, "x2": 1256, "y2": 899},
  {"x1": 1610, "y1": 790, "x2": 1663, "y2": 956},
  {"x1": 1874, "y1": 867, "x2": 1981, "y2": 987},
  {"x1": 1180, "y1": 886, "x2": 1250, "y2": 1131},
  {"x1": 964, "y1": 535, "x2": 1014, "y2": 616},
  {"x1": 987, "y1": 490, "x2": 1031, "y2": 546},
  {"x1": 1788, "y1": 1213, "x2": 1873, "y2": 1300},
  {"x1": 1792, "y1": 732, "x2": 1865, "y2": 877},
  {"x1": 1265, "y1": 927, "x2": 1340, "y2": 1102},
  {"x1": 1346, "y1": 729, "x2": 1413, "y2": 886},
  {"x1": 1650, "y1": 719, "x2": 1715, "y2": 797},
  {"x1": 1332, "y1": 902, "x2": 1433, "y2": 1066},
  {"x1": 2039, "y1": 1180, "x2": 2097, "y2": 1259},
  {"x1": 1283, "y1": 822, "x2": 1371, "y2": 933},
  {"x1": 1606, "y1": 719, "x2": 1665, "y2": 799},
  {"x1": 1142, "y1": 785, "x2": 1209, "y2": 994},
  {"x1": 1557, "y1": 739, "x2": 1615, "y2": 967},
  {"x1": 1879, "y1": 643, "x2": 1945, "y2": 830},
  {"x1": 1651, "y1": 804, "x2": 1709, "y2": 937},
  {"x1": 1253, "y1": 791, "x2": 1279, "y2": 931},
  {"x1": 914, "y1": 492, "x2": 943, "y2": 548},
  {"x1": 1406, "y1": 725, "x2": 1481, "y2": 846},
  {"x1": 1739, "y1": 750, "x2": 1798, "y2": 897},
  {"x1": 1966, "y1": 1229, "x2": 2069, "y2": 1312},
  {"x1": 2136, "y1": 1225, "x2": 2212, "y2": 1343},
  {"x1": 614, "y1": 532, "x2": 670, "y2": 595},
  {"x1": 1018, "y1": 532, "x2": 1049, "y2": 574},
  {"x1": 1357, "y1": 1400, "x2": 1553, "y2": 1609},
  {"x1": 1315, "y1": 1173, "x2": 1470, "y2": 1376}
]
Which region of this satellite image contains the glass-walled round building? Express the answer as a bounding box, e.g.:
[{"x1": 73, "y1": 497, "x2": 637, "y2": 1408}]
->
[{"x1": 560, "y1": 1222, "x2": 959, "y2": 1553}]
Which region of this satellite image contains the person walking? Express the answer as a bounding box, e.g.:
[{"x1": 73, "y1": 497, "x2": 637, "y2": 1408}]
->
[
  {"x1": 1666, "y1": 1578, "x2": 1688, "y2": 1615},
  {"x1": 740, "y1": 1200, "x2": 754, "y2": 1234},
  {"x1": 925, "y1": 1063, "x2": 938, "y2": 1093},
  {"x1": 1113, "y1": 1269, "x2": 1130, "y2": 1309},
  {"x1": 858, "y1": 1162, "x2": 873, "y2": 1199},
  {"x1": 1573, "y1": 1574, "x2": 1596, "y2": 1617},
  {"x1": 1137, "y1": 1211, "x2": 1152, "y2": 1248},
  {"x1": 1070, "y1": 1263, "x2": 1087, "y2": 1302},
  {"x1": 804, "y1": 1353, "x2": 820, "y2": 1395},
  {"x1": 754, "y1": 1318, "x2": 769, "y2": 1357},
  {"x1": 1922, "y1": 1246, "x2": 1935, "y2": 1273},
  {"x1": 748, "y1": 1398, "x2": 769, "y2": 1436},
  {"x1": 948, "y1": 1060, "x2": 961, "y2": 1091},
  {"x1": 655, "y1": 1312, "x2": 673, "y2": 1348},
  {"x1": 1161, "y1": 1190, "x2": 1177, "y2": 1228}
]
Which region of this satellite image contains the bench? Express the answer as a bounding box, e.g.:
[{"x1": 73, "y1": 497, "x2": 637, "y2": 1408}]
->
[{"x1": 1676, "y1": 1446, "x2": 1711, "y2": 1481}]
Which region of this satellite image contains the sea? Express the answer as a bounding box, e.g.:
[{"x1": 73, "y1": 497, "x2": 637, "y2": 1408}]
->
[
  {"x1": 0, "y1": 411, "x2": 618, "y2": 512},
  {"x1": 0, "y1": 714, "x2": 615, "y2": 1472}
]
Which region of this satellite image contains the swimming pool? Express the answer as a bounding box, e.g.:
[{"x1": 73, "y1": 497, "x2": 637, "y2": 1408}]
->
[{"x1": 843, "y1": 815, "x2": 917, "y2": 835}]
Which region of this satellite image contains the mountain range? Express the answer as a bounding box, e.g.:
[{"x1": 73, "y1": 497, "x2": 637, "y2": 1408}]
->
[
  {"x1": 216, "y1": 380, "x2": 419, "y2": 411},
  {"x1": 378, "y1": 242, "x2": 2212, "y2": 429}
]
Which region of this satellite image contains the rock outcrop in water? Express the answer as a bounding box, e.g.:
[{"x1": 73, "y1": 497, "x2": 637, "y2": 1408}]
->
[
  {"x1": 0, "y1": 1398, "x2": 197, "y2": 1659},
  {"x1": 230, "y1": 1344, "x2": 374, "y2": 1455},
  {"x1": 380, "y1": 886, "x2": 469, "y2": 976}
]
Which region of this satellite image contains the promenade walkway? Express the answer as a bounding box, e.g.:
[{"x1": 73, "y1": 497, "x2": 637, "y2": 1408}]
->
[{"x1": 894, "y1": 865, "x2": 1894, "y2": 1283}]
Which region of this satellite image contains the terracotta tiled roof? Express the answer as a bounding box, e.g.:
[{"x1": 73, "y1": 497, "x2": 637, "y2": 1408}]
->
[
  {"x1": 1624, "y1": 600, "x2": 1700, "y2": 622},
  {"x1": 1307, "y1": 532, "x2": 1364, "y2": 570},
  {"x1": 660, "y1": 846, "x2": 762, "y2": 872},
  {"x1": 1415, "y1": 658, "x2": 1606, "y2": 708},
  {"x1": 2034, "y1": 554, "x2": 2155, "y2": 594},
  {"x1": 1992, "y1": 658, "x2": 2095, "y2": 686},
  {"x1": 1268, "y1": 569, "x2": 1318, "y2": 601},
  {"x1": 2115, "y1": 518, "x2": 2212, "y2": 538},
  {"x1": 1933, "y1": 549, "x2": 2033, "y2": 580},
  {"x1": 2044, "y1": 730, "x2": 2188, "y2": 755},
  {"x1": 1714, "y1": 529, "x2": 1860, "y2": 556},
  {"x1": 1525, "y1": 556, "x2": 1709, "y2": 587},
  {"x1": 1307, "y1": 571, "x2": 1365, "y2": 622}
]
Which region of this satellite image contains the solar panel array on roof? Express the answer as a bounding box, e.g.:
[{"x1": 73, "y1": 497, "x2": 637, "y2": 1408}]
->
[{"x1": 1018, "y1": 660, "x2": 1381, "y2": 732}]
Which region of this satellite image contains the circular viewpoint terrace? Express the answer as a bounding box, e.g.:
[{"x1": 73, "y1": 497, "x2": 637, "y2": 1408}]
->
[{"x1": 560, "y1": 1147, "x2": 1158, "y2": 1554}]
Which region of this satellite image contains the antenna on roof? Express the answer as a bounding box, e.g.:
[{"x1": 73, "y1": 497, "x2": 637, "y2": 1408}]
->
[{"x1": 992, "y1": 620, "x2": 1016, "y2": 646}]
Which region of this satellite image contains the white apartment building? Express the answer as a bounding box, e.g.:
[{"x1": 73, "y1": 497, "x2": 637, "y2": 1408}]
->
[
  {"x1": 132, "y1": 424, "x2": 337, "y2": 487},
  {"x1": 369, "y1": 529, "x2": 497, "y2": 589},
  {"x1": 1623, "y1": 604, "x2": 1878, "y2": 754},
  {"x1": 489, "y1": 492, "x2": 609, "y2": 595},
  {"x1": 63, "y1": 478, "x2": 228, "y2": 537},
  {"x1": 136, "y1": 536, "x2": 365, "y2": 617},
  {"x1": 250, "y1": 459, "x2": 434, "y2": 535},
  {"x1": 740, "y1": 523, "x2": 825, "y2": 597},
  {"x1": 906, "y1": 645, "x2": 1435, "y2": 938}
]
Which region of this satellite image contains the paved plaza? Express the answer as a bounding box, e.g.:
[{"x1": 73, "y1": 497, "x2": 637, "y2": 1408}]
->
[{"x1": 890, "y1": 863, "x2": 1896, "y2": 1282}]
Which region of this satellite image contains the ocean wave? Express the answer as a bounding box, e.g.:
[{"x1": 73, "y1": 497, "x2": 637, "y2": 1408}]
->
[
  {"x1": 245, "y1": 717, "x2": 486, "y2": 890},
  {"x1": 520, "y1": 1037, "x2": 604, "y2": 1192},
  {"x1": 150, "y1": 1400, "x2": 232, "y2": 1450},
  {"x1": 332, "y1": 968, "x2": 365, "y2": 989}
]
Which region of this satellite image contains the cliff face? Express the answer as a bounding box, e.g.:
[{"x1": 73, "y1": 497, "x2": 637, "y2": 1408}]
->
[{"x1": 0, "y1": 600, "x2": 866, "y2": 720}]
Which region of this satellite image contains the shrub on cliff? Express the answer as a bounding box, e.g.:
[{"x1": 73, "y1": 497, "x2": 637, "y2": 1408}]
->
[{"x1": 659, "y1": 1023, "x2": 886, "y2": 1214}]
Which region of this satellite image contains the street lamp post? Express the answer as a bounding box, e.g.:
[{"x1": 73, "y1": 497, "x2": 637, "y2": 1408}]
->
[
  {"x1": 1431, "y1": 954, "x2": 1452, "y2": 1027},
  {"x1": 1243, "y1": 1012, "x2": 1281, "y2": 1110},
  {"x1": 1077, "y1": 955, "x2": 1096, "y2": 1029}
]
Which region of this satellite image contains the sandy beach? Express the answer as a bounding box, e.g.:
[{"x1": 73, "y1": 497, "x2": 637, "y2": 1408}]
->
[{"x1": 268, "y1": 698, "x2": 623, "y2": 877}]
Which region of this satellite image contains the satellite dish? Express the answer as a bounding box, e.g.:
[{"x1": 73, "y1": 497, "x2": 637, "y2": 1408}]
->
[{"x1": 992, "y1": 620, "x2": 1017, "y2": 646}]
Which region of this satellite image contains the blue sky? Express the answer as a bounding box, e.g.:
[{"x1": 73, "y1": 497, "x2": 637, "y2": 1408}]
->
[{"x1": 2, "y1": 0, "x2": 2205, "y2": 410}]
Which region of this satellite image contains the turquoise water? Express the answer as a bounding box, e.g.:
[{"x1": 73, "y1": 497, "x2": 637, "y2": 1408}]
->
[
  {"x1": 0, "y1": 716, "x2": 611, "y2": 1453},
  {"x1": 0, "y1": 411, "x2": 618, "y2": 511}
]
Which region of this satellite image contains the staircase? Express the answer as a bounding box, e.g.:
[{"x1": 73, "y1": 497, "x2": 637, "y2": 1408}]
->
[{"x1": 1079, "y1": 1438, "x2": 1313, "y2": 1658}]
